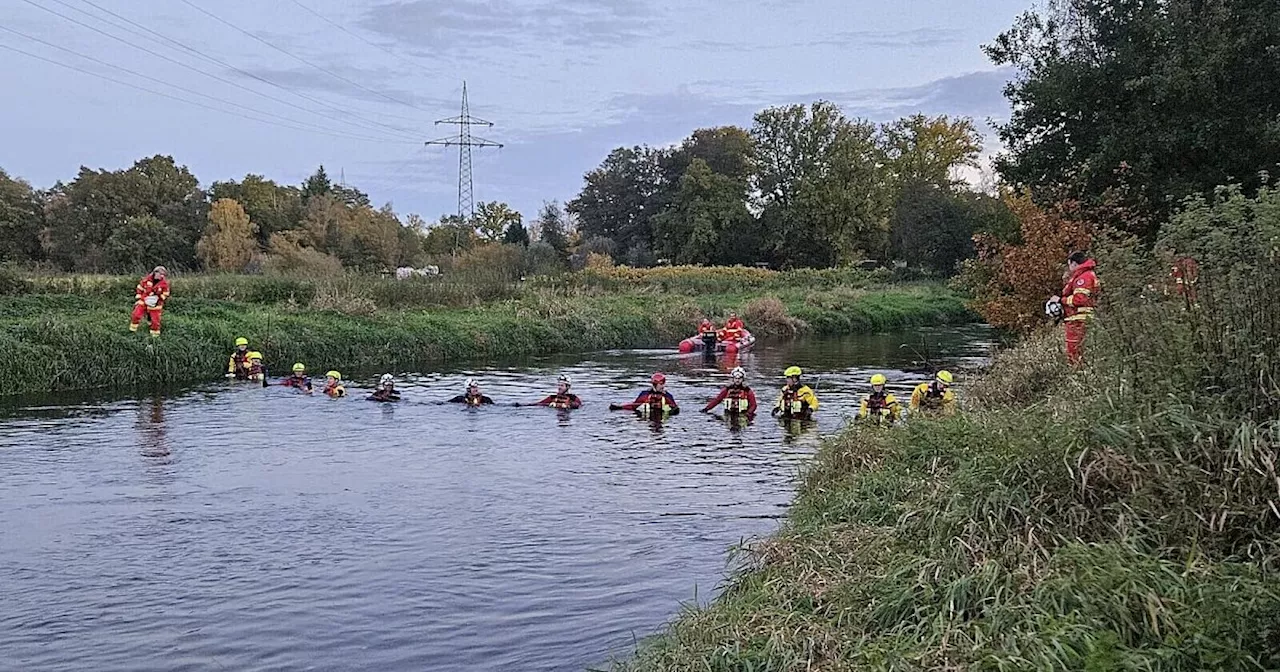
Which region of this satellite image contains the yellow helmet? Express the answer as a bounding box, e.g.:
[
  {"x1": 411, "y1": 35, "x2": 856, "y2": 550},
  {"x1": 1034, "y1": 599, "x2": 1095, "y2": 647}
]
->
[
  {"x1": 248, "y1": 351, "x2": 263, "y2": 361},
  {"x1": 235, "y1": 337, "x2": 249, "y2": 347},
  {"x1": 870, "y1": 374, "x2": 887, "y2": 386},
  {"x1": 936, "y1": 370, "x2": 954, "y2": 384},
  {"x1": 326, "y1": 371, "x2": 341, "y2": 380},
  {"x1": 784, "y1": 366, "x2": 802, "y2": 377},
  {"x1": 292, "y1": 363, "x2": 306, "y2": 373}
]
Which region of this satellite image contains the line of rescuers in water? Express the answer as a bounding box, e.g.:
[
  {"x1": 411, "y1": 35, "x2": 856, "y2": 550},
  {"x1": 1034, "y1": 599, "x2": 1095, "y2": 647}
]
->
[{"x1": 226, "y1": 337, "x2": 956, "y2": 423}]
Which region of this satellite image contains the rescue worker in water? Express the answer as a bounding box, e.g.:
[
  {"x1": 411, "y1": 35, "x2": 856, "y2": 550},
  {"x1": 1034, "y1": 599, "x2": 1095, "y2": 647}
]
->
[
  {"x1": 610, "y1": 373, "x2": 680, "y2": 416},
  {"x1": 526, "y1": 374, "x2": 582, "y2": 409},
  {"x1": 129, "y1": 266, "x2": 170, "y2": 336},
  {"x1": 368, "y1": 374, "x2": 401, "y2": 402},
  {"x1": 858, "y1": 374, "x2": 902, "y2": 425},
  {"x1": 702, "y1": 366, "x2": 757, "y2": 417},
  {"x1": 280, "y1": 363, "x2": 313, "y2": 393},
  {"x1": 226, "y1": 337, "x2": 252, "y2": 380},
  {"x1": 772, "y1": 366, "x2": 819, "y2": 420},
  {"x1": 323, "y1": 371, "x2": 346, "y2": 398},
  {"x1": 448, "y1": 378, "x2": 494, "y2": 406},
  {"x1": 909, "y1": 370, "x2": 955, "y2": 417}
]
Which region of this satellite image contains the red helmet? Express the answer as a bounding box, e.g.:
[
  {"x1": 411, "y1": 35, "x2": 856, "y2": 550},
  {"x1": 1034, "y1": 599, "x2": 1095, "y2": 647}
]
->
[{"x1": 651, "y1": 372, "x2": 667, "y2": 384}]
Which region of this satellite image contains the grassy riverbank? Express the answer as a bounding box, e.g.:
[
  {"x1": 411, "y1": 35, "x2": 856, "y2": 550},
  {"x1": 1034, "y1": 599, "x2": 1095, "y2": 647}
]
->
[
  {"x1": 611, "y1": 249, "x2": 1280, "y2": 670},
  {"x1": 0, "y1": 268, "x2": 973, "y2": 397}
]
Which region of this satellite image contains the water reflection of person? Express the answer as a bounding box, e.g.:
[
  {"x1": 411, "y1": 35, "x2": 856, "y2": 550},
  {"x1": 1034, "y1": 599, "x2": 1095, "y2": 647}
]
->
[
  {"x1": 138, "y1": 396, "x2": 170, "y2": 458},
  {"x1": 722, "y1": 412, "x2": 752, "y2": 433},
  {"x1": 778, "y1": 417, "x2": 816, "y2": 444}
]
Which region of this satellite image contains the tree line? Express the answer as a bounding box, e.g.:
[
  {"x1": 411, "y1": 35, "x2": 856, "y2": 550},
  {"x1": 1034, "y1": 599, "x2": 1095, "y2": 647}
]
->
[
  {"x1": 0, "y1": 109, "x2": 1015, "y2": 277},
  {"x1": 567, "y1": 109, "x2": 1016, "y2": 271}
]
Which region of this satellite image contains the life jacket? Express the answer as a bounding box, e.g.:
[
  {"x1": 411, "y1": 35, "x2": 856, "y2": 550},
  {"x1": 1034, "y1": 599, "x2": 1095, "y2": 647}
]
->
[
  {"x1": 464, "y1": 394, "x2": 486, "y2": 407},
  {"x1": 282, "y1": 375, "x2": 310, "y2": 389},
  {"x1": 866, "y1": 391, "x2": 891, "y2": 412},
  {"x1": 370, "y1": 388, "x2": 400, "y2": 402},
  {"x1": 546, "y1": 393, "x2": 578, "y2": 409},
  {"x1": 920, "y1": 383, "x2": 946, "y2": 409},
  {"x1": 636, "y1": 391, "x2": 673, "y2": 417},
  {"x1": 779, "y1": 385, "x2": 812, "y2": 417},
  {"x1": 699, "y1": 322, "x2": 717, "y2": 338},
  {"x1": 723, "y1": 386, "x2": 752, "y2": 413},
  {"x1": 247, "y1": 362, "x2": 264, "y2": 380},
  {"x1": 325, "y1": 383, "x2": 346, "y2": 398},
  {"x1": 230, "y1": 351, "x2": 250, "y2": 378}
]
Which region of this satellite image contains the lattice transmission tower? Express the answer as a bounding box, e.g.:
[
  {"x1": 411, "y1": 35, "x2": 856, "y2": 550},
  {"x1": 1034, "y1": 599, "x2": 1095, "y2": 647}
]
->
[{"x1": 425, "y1": 81, "x2": 502, "y2": 227}]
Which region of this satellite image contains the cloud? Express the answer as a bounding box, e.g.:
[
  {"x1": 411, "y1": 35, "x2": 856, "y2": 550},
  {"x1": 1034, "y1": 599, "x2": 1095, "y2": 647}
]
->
[
  {"x1": 689, "y1": 27, "x2": 965, "y2": 51},
  {"x1": 833, "y1": 68, "x2": 1015, "y2": 121},
  {"x1": 357, "y1": 0, "x2": 659, "y2": 50},
  {"x1": 229, "y1": 64, "x2": 453, "y2": 120}
]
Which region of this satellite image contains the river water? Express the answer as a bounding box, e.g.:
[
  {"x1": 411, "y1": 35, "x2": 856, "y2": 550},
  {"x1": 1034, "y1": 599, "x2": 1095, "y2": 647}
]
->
[{"x1": 0, "y1": 326, "x2": 992, "y2": 672}]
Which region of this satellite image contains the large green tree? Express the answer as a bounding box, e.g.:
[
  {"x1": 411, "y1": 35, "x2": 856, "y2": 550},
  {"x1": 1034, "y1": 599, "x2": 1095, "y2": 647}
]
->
[
  {"x1": 210, "y1": 174, "x2": 303, "y2": 246},
  {"x1": 0, "y1": 168, "x2": 43, "y2": 263},
  {"x1": 567, "y1": 146, "x2": 666, "y2": 258},
  {"x1": 880, "y1": 114, "x2": 983, "y2": 190},
  {"x1": 533, "y1": 201, "x2": 570, "y2": 256},
  {"x1": 752, "y1": 101, "x2": 890, "y2": 267},
  {"x1": 474, "y1": 201, "x2": 522, "y2": 242},
  {"x1": 986, "y1": 0, "x2": 1280, "y2": 234},
  {"x1": 653, "y1": 158, "x2": 759, "y2": 265},
  {"x1": 43, "y1": 155, "x2": 205, "y2": 271}
]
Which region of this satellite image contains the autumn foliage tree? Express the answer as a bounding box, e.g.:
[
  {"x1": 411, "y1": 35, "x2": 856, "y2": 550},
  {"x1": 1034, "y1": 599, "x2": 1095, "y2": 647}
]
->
[
  {"x1": 197, "y1": 198, "x2": 258, "y2": 271},
  {"x1": 960, "y1": 192, "x2": 1093, "y2": 332}
]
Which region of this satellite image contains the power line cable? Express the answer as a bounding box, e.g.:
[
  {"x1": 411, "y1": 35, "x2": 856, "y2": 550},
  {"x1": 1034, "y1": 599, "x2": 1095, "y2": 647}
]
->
[
  {"x1": 282, "y1": 0, "x2": 436, "y2": 79},
  {"x1": 0, "y1": 32, "x2": 416, "y2": 144},
  {"x1": 66, "y1": 0, "x2": 426, "y2": 133},
  {"x1": 176, "y1": 0, "x2": 434, "y2": 114},
  {"x1": 18, "y1": 0, "x2": 420, "y2": 141}
]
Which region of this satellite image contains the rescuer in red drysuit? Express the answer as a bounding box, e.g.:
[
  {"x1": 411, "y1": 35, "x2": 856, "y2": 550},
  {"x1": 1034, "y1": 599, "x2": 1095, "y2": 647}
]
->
[
  {"x1": 129, "y1": 266, "x2": 170, "y2": 336},
  {"x1": 701, "y1": 366, "x2": 757, "y2": 417},
  {"x1": 1048, "y1": 251, "x2": 1100, "y2": 366}
]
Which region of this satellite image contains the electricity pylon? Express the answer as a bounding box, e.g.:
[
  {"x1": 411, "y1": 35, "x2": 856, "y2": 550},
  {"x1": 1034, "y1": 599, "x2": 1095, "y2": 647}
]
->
[{"x1": 425, "y1": 81, "x2": 502, "y2": 240}]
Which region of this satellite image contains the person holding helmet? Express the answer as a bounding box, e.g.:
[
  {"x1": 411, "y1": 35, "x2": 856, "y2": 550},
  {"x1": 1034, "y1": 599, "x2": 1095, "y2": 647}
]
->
[
  {"x1": 280, "y1": 363, "x2": 313, "y2": 393},
  {"x1": 1047, "y1": 251, "x2": 1099, "y2": 366},
  {"x1": 610, "y1": 372, "x2": 680, "y2": 416},
  {"x1": 702, "y1": 366, "x2": 757, "y2": 417},
  {"x1": 910, "y1": 370, "x2": 956, "y2": 416},
  {"x1": 368, "y1": 374, "x2": 401, "y2": 402},
  {"x1": 773, "y1": 366, "x2": 819, "y2": 420},
  {"x1": 246, "y1": 352, "x2": 266, "y2": 381},
  {"x1": 529, "y1": 374, "x2": 582, "y2": 409},
  {"x1": 323, "y1": 371, "x2": 346, "y2": 398},
  {"x1": 858, "y1": 374, "x2": 902, "y2": 425},
  {"x1": 448, "y1": 378, "x2": 494, "y2": 406},
  {"x1": 226, "y1": 337, "x2": 252, "y2": 380},
  {"x1": 129, "y1": 266, "x2": 170, "y2": 336}
]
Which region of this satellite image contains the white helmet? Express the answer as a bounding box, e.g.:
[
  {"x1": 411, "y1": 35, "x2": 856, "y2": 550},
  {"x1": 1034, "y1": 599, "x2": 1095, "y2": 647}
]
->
[
  {"x1": 557, "y1": 374, "x2": 571, "y2": 385},
  {"x1": 1044, "y1": 299, "x2": 1064, "y2": 318},
  {"x1": 465, "y1": 377, "x2": 478, "y2": 388},
  {"x1": 379, "y1": 373, "x2": 394, "y2": 387},
  {"x1": 730, "y1": 366, "x2": 746, "y2": 380}
]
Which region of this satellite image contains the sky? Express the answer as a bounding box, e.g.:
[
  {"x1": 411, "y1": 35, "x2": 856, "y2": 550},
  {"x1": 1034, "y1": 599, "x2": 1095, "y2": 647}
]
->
[{"x1": 0, "y1": 0, "x2": 1032, "y2": 222}]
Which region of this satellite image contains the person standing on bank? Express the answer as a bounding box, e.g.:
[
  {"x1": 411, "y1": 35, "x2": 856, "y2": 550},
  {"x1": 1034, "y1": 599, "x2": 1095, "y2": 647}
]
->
[{"x1": 1048, "y1": 251, "x2": 1099, "y2": 366}]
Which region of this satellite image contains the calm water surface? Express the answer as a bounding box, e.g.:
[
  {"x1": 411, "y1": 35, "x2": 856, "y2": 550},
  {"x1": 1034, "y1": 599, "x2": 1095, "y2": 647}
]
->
[{"x1": 0, "y1": 326, "x2": 992, "y2": 671}]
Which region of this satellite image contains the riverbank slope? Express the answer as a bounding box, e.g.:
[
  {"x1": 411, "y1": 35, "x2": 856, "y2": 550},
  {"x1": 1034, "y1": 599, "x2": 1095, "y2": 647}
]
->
[
  {"x1": 612, "y1": 260, "x2": 1280, "y2": 670},
  {"x1": 0, "y1": 269, "x2": 973, "y2": 397}
]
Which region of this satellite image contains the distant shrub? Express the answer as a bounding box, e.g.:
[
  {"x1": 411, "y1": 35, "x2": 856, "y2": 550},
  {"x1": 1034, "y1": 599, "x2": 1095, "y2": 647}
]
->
[
  {"x1": 0, "y1": 266, "x2": 31, "y2": 295},
  {"x1": 264, "y1": 233, "x2": 344, "y2": 277},
  {"x1": 743, "y1": 296, "x2": 807, "y2": 336}
]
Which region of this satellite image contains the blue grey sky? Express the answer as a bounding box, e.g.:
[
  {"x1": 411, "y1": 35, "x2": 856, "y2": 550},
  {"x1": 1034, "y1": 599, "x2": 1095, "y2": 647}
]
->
[{"x1": 1, "y1": 0, "x2": 1030, "y2": 221}]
